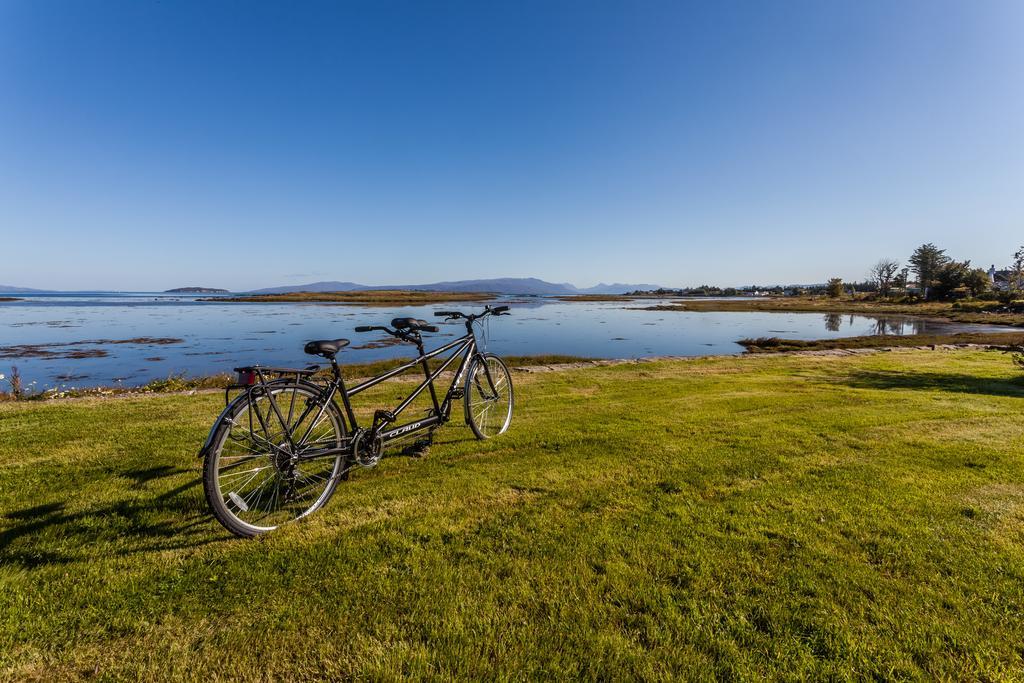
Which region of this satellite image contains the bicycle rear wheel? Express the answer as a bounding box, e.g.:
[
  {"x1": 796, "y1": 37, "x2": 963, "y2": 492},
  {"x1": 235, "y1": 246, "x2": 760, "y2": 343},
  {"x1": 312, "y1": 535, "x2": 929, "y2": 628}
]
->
[
  {"x1": 202, "y1": 382, "x2": 347, "y2": 537},
  {"x1": 465, "y1": 353, "x2": 514, "y2": 439}
]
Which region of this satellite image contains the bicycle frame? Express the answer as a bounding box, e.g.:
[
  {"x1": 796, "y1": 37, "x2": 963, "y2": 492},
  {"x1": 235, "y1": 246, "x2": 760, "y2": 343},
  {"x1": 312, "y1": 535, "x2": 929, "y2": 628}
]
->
[
  {"x1": 202, "y1": 326, "x2": 497, "y2": 466},
  {"x1": 333, "y1": 330, "x2": 480, "y2": 443}
]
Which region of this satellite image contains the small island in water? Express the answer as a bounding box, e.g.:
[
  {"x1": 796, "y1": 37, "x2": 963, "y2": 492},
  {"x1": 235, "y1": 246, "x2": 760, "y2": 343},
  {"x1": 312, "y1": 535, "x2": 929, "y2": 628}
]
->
[{"x1": 165, "y1": 287, "x2": 230, "y2": 294}]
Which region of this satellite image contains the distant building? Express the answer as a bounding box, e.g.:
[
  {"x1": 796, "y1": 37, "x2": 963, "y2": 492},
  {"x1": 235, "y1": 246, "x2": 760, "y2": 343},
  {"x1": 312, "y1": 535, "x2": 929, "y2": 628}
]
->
[{"x1": 988, "y1": 264, "x2": 1016, "y2": 291}]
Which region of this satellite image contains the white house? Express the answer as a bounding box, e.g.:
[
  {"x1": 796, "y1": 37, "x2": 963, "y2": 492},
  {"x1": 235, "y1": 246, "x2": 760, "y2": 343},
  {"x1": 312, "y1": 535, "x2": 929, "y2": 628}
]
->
[{"x1": 989, "y1": 264, "x2": 1018, "y2": 291}]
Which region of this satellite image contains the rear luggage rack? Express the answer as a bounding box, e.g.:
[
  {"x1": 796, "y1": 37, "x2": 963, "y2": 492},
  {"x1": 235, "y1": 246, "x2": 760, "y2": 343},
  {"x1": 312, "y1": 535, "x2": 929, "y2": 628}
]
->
[{"x1": 226, "y1": 364, "x2": 322, "y2": 405}]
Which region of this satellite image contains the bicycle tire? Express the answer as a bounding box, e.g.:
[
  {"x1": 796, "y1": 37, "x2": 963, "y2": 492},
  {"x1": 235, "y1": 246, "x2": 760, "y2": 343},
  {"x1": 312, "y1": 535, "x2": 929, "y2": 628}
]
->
[
  {"x1": 203, "y1": 381, "x2": 348, "y2": 537},
  {"x1": 464, "y1": 353, "x2": 514, "y2": 439}
]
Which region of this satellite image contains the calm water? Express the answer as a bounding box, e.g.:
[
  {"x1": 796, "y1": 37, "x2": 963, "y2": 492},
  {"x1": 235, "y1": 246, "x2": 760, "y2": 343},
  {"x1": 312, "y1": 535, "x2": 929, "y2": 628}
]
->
[{"x1": 0, "y1": 293, "x2": 1012, "y2": 390}]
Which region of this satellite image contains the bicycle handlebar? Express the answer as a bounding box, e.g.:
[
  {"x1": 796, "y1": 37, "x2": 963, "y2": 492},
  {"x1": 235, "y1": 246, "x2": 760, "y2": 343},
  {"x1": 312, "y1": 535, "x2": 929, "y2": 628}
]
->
[
  {"x1": 356, "y1": 323, "x2": 439, "y2": 335},
  {"x1": 434, "y1": 305, "x2": 511, "y2": 320}
]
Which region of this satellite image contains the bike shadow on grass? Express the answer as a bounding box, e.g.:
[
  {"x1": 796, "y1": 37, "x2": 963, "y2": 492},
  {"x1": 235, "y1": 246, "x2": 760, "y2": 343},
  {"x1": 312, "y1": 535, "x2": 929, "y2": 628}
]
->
[
  {"x1": 833, "y1": 369, "x2": 1024, "y2": 398},
  {"x1": 1, "y1": 432, "x2": 485, "y2": 568},
  {"x1": 0, "y1": 463, "x2": 216, "y2": 569}
]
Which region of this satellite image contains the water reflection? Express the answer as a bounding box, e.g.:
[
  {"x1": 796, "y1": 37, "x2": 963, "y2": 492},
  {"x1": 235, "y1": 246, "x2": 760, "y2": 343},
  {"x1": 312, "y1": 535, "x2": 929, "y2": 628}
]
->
[
  {"x1": 824, "y1": 313, "x2": 929, "y2": 336},
  {"x1": 871, "y1": 317, "x2": 927, "y2": 335},
  {"x1": 1, "y1": 294, "x2": 1013, "y2": 389}
]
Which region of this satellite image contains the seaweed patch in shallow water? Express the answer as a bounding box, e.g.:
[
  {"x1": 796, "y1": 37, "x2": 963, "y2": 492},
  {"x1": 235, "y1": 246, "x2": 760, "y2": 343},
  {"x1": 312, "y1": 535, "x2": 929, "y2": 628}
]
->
[
  {"x1": 64, "y1": 349, "x2": 108, "y2": 359},
  {"x1": 11, "y1": 320, "x2": 79, "y2": 328},
  {"x1": 55, "y1": 372, "x2": 90, "y2": 381},
  {"x1": 0, "y1": 337, "x2": 182, "y2": 359},
  {"x1": 0, "y1": 345, "x2": 108, "y2": 359},
  {"x1": 77, "y1": 337, "x2": 183, "y2": 345},
  {"x1": 351, "y1": 337, "x2": 405, "y2": 350}
]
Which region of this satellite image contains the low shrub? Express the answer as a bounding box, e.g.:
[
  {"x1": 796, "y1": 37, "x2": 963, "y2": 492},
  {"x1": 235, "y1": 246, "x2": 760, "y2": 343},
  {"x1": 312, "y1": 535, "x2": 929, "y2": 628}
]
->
[
  {"x1": 738, "y1": 337, "x2": 788, "y2": 349},
  {"x1": 142, "y1": 373, "x2": 233, "y2": 393},
  {"x1": 1, "y1": 366, "x2": 24, "y2": 400}
]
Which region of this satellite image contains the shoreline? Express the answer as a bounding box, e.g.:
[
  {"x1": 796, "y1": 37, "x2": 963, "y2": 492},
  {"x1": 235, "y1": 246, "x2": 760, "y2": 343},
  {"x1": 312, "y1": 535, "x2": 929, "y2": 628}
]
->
[
  {"x1": 5, "y1": 340, "x2": 1020, "y2": 403},
  {"x1": 640, "y1": 296, "x2": 1024, "y2": 327},
  {"x1": 738, "y1": 330, "x2": 1023, "y2": 353},
  {"x1": 0, "y1": 354, "x2": 591, "y2": 402},
  {"x1": 509, "y1": 341, "x2": 1019, "y2": 372}
]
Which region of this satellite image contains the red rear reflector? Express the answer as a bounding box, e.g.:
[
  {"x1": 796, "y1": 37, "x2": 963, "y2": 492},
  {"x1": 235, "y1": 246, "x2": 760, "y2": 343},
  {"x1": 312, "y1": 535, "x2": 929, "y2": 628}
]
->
[{"x1": 236, "y1": 370, "x2": 256, "y2": 386}]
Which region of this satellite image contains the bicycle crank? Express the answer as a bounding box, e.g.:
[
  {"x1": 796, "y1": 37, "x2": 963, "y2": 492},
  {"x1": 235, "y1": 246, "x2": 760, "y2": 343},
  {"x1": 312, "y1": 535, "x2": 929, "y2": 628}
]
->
[{"x1": 352, "y1": 428, "x2": 384, "y2": 468}]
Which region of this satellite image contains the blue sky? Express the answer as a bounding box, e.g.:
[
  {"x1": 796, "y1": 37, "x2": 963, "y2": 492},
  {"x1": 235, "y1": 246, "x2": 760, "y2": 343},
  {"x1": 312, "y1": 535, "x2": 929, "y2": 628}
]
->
[{"x1": 1, "y1": 1, "x2": 1021, "y2": 291}]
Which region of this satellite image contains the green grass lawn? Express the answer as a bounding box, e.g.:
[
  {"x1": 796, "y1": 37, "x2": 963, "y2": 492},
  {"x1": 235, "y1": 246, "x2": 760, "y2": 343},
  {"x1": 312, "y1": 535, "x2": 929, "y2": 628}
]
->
[{"x1": 2, "y1": 350, "x2": 1024, "y2": 680}]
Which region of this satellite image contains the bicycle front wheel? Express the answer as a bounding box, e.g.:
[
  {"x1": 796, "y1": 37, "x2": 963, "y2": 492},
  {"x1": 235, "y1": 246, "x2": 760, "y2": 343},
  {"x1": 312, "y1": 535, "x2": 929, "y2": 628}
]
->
[
  {"x1": 464, "y1": 353, "x2": 514, "y2": 439},
  {"x1": 202, "y1": 382, "x2": 347, "y2": 537}
]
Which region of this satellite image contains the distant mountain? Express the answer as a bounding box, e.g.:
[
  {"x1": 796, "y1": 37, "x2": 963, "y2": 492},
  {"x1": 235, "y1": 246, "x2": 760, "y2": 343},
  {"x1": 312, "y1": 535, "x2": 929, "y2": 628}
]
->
[
  {"x1": 0, "y1": 279, "x2": 662, "y2": 296},
  {"x1": 165, "y1": 287, "x2": 230, "y2": 294},
  {"x1": 0, "y1": 285, "x2": 46, "y2": 293},
  {"x1": 247, "y1": 281, "x2": 369, "y2": 295},
  {"x1": 246, "y1": 278, "x2": 662, "y2": 296},
  {"x1": 395, "y1": 278, "x2": 578, "y2": 295},
  {"x1": 575, "y1": 282, "x2": 662, "y2": 295}
]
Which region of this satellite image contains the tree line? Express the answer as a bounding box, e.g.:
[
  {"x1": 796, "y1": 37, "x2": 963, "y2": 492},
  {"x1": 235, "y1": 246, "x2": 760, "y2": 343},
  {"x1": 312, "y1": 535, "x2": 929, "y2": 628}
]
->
[{"x1": 827, "y1": 243, "x2": 1024, "y2": 302}]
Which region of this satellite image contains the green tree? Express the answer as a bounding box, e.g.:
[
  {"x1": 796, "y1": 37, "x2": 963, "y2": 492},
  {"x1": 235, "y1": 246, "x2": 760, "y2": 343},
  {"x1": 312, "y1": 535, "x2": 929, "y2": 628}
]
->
[
  {"x1": 826, "y1": 277, "x2": 844, "y2": 298},
  {"x1": 930, "y1": 260, "x2": 971, "y2": 300},
  {"x1": 1010, "y1": 246, "x2": 1024, "y2": 298},
  {"x1": 962, "y1": 268, "x2": 991, "y2": 298},
  {"x1": 909, "y1": 243, "x2": 950, "y2": 299},
  {"x1": 893, "y1": 267, "x2": 909, "y2": 294}
]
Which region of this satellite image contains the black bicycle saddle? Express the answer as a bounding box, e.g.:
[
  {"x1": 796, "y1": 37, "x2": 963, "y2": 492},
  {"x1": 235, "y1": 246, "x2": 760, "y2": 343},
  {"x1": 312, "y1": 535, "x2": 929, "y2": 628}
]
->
[{"x1": 303, "y1": 339, "x2": 350, "y2": 358}]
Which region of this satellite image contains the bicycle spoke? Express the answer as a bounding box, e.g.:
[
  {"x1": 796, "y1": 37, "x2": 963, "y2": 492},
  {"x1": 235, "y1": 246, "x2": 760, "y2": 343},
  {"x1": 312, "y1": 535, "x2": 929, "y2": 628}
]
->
[
  {"x1": 219, "y1": 464, "x2": 273, "y2": 481},
  {"x1": 465, "y1": 356, "x2": 513, "y2": 440},
  {"x1": 207, "y1": 383, "x2": 346, "y2": 536},
  {"x1": 290, "y1": 470, "x2": 327, "y2": 505},
  {"x1": 246, "y1": 473, "x2": 275, "y2": 516},
  {"x1": 219, "y1": 450, "x2": 266, "y2": 461},
  {"x1": 229, "y1": 466, "x2": 272, "y2": 496}
]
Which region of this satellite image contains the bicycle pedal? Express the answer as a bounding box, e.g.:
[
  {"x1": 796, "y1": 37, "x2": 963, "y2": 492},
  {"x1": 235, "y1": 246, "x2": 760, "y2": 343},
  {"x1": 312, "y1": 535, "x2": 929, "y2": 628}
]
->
[
  {"x1": 402, "y1": 439, "x2": 432, "y2": 458},
  {"x1": 450, "y1": 388, "x2": 464, "y2": 399},
  {"x1": 373, "y1": 409, "x2": 396, "y2": 424}
]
